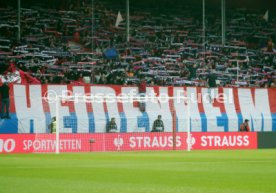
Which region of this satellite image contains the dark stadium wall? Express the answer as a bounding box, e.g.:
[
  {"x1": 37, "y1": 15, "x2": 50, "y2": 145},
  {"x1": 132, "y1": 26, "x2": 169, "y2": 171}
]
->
[
  {"x1": 257, "y1": 132, "x2": 276, "y2": 148},
  {"x1": 1, "y1": 0, "x2": 275, "y2": 11}
]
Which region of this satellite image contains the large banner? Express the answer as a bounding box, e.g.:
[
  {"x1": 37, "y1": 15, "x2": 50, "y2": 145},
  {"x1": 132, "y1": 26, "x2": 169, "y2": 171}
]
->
[
  {"x1": 0, "y1": 132, "x2": 257, "y2": 154},
  {"x1": 0, "y1": 84, "x2": 276, "y2": 133}
]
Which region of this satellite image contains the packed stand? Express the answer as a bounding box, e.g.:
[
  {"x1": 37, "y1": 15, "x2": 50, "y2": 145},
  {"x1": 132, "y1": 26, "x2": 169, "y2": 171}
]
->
[{"x1": 0, "y1": 1, "x2": 275, "y2": 87}]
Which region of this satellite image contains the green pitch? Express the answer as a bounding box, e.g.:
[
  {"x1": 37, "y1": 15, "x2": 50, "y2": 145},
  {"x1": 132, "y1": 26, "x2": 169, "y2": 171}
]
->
[{"x1": 0, "y1": 150, "x2": 276, "y2": 193}]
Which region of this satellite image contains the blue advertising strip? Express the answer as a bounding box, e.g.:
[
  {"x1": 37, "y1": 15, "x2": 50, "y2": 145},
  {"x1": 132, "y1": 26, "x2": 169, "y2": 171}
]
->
[
  {"x1": 138, "y1": 112, "x2": 150, "y2": 132},
  {"x1": 217, "y1": 113, "x2": 229, "y2": 132},
  {"x1": 63, "y1": 112, "x2": 78, "y2": 133},
  {"x1": 237, "y1": 113, "x2": 244, "y2": 131},
  {"x1": 30, "y1": 120, "x2": 34, "y2": 134},
  {"x1": 200, "y1": 113, "x2": 207, "y2": 132},
  {"x1": 0, "y1": 113, "x2": 18, "y2": 134},
  {"x1": 119, "y1": 112, "x2": 127, "y2": 133},
  {"x1": 88, "y1": 112, "x2": 95, "y2": 133},
  {"x1": 272, "y1": 113, "x2": 276, "y2": 131}
]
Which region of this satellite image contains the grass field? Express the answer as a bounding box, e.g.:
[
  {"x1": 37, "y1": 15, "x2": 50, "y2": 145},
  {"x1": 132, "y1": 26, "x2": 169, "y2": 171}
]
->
[{"x1": 0, "y1": 150, "x2": 276, "y2": 193}]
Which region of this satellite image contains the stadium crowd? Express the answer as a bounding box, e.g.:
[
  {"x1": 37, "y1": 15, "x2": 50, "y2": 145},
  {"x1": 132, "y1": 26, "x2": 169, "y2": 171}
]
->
[{"x1": 0, "y1": 0, "x2": 275, "y2": 87}]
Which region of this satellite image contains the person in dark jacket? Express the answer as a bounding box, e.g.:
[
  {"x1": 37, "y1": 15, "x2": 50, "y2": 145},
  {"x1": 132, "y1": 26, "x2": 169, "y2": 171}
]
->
[
  {"x1": 106, "y1": 117, "x2": 118, "y2": 133},
  {"x1": 0, "y1": 82, "x2": 10, "y2": 119},
  {"x1": 152, "y1": 115, "x2": 164, "y2": 132},
  {"x1": 240, "y1": 119, "x2": 250, "y2": 132},
  {"x1": 207, "y1": 71, "x2": 217, "y2": 103}
]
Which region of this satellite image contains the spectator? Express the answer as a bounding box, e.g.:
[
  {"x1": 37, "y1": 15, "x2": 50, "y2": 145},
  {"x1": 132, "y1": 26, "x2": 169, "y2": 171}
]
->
[
  {"x1": 267, "y1": 38, "x2": 274, "y2": 52},
  {"x1": 207, "y1": 70, "x2": 217, "y2": 103},
  {"x1": 0, "y1": 82, "x2": 10, "y2": 119},
  {"x1": 152, "y1": 115, "x2": 164, "y2": 132},
  {"x1": 49, "y1": 117, "x2": 57, "y2": 133},
  {"x1": 207, "y1": 70, "x2": 217, "y2": 88},
  {"x1": 240, "y1": 119, "x2": 250, "y2": 132},
  {"x1": 106, "y1": 117, "x2": 118, "y2": 133}
]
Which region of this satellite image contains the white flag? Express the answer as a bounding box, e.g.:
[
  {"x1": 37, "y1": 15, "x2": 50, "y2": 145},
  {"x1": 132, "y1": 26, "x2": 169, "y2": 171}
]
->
[
  {"x1": 263, "y1": 10, "x2": 269, "y2": 22},
  {"x1": 115, "y1": 11, "x2": 123, "y2": 27}
]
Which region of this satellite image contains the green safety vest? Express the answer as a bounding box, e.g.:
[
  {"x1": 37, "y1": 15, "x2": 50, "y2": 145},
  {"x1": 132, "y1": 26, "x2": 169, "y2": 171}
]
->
[{"x1": 52, "y1": 121, "x2": 56, "y2": 133}]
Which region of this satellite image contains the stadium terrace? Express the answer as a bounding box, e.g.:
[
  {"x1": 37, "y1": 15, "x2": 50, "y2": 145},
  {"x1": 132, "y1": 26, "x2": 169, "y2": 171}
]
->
[{"x1": 0, "y1": 1, "x2": 275, "y2": 87}]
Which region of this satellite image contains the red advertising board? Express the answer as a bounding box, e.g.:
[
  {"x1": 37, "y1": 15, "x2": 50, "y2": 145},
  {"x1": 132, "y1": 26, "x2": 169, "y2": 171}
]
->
[
  {"x1": 190, "y1": 132, "x2": 258, "y2": 150},
  {"x1": 104, "y1": 133, "x2": 187, "y2": 152},
  {"x1": 0, "y1": 132, "x2": 257, "y2": 154}
]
